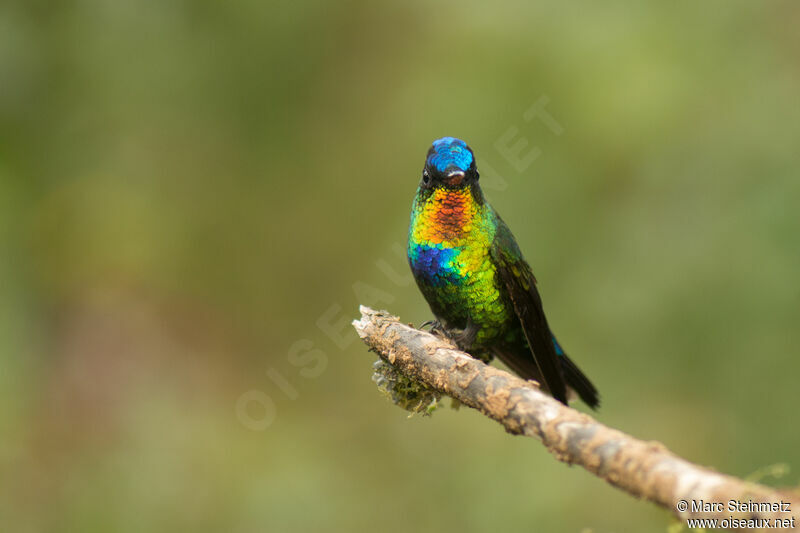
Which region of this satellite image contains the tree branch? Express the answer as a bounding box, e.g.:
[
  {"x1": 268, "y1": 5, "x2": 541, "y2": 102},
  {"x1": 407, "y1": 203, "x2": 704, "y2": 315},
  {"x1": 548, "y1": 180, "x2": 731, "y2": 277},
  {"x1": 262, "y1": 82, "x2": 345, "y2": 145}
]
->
[{"x1": 353, "y1": 306, "x2": 798, "y2": 527}]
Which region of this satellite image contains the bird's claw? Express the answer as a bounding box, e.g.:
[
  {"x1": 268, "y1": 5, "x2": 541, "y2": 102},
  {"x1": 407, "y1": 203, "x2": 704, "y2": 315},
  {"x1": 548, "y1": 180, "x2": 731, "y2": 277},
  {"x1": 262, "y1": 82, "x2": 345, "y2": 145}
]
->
[
  {"x1": 448, "y1": 318, "x2": 479, "y2": 352},
  {"x1": 419, "y1": 319, "x2": 439, "y2": 331},
  {"x1": 419, "y1": 318, "x2": 479, "y2": 352},
  {"x1": 418, "y1": 319, "x2": 453, "y2": 342}
]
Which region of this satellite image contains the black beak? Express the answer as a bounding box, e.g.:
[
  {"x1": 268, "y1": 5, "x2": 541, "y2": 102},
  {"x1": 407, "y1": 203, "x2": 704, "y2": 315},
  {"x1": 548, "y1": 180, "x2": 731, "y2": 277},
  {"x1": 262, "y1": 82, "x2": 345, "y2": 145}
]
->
[{"x1": 445, "y1": 170, "x2": 465, "y2": 186}]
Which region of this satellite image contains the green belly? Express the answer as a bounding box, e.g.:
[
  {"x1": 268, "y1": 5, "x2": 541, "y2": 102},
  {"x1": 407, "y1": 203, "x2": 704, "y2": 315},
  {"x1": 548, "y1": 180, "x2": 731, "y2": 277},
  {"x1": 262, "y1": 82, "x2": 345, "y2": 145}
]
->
[{"x1": 417, "y1": 255, "x2": 516, "y2": 347}]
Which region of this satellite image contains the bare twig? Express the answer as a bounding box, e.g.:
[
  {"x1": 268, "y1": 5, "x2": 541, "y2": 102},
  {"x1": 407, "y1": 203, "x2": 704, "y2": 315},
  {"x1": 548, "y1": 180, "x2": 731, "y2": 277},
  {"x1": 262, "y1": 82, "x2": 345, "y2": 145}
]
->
[{"x1": 353, "y1": 306, "x2": 798, "y2": 528}]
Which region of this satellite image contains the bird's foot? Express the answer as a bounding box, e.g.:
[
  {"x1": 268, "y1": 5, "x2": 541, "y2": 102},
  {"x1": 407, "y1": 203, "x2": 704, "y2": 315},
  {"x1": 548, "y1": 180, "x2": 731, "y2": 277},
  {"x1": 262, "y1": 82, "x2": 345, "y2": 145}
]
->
[
  {"x1": 419, "y1": 319, "x2": 451, "y2": 342},
  {"x1": 446, "y1": 318, "x2": 479, "y2": 353},
  {"x1": 419, "y1": 318, "x2": 480, "y2": 353},
  {"x1": 419, "y1": 319, "x2": 441, "y2": 331}
]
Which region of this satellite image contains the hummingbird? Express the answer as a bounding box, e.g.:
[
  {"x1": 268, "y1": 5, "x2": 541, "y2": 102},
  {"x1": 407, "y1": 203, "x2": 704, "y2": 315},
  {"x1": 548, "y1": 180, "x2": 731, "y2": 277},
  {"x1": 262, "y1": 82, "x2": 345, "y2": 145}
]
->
[{"x1": 407, "y1": 137, "x2": 599, "y2": 408}]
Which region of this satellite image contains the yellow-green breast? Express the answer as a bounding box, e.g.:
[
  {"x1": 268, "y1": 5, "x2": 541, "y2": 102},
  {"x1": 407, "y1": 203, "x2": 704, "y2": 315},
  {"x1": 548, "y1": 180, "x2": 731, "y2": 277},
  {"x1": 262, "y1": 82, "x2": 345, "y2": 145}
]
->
[{"x1": 407, "y1": 186, "x2": 515, "y2": 346}]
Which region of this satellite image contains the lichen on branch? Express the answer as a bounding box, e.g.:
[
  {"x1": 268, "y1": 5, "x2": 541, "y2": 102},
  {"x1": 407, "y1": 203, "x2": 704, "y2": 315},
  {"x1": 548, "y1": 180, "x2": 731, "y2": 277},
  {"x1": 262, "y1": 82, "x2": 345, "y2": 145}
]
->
[{"x1": 353, "y1": 306, "x2": 798, "y2": 527}]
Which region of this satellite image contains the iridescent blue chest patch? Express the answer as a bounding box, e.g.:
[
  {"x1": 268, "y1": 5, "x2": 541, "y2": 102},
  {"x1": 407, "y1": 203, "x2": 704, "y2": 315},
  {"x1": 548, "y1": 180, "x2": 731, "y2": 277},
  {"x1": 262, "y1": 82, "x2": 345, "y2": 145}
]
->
[{"x1": 408, "y1": 243, "x2": 462, "y2": 286}]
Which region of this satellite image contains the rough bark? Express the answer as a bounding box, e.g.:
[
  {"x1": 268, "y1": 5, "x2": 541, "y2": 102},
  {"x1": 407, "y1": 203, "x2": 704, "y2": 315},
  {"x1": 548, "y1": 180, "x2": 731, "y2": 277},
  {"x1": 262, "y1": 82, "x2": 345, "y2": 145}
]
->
[{"x1": 353, "y1": 306, "x2": 798, "y2": 528}]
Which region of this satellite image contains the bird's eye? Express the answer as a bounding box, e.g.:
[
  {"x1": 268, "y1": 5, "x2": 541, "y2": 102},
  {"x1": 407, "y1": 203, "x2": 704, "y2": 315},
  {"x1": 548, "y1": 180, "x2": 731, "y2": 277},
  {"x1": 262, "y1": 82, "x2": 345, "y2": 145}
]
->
[{"x1": 422, "y1": 171, "x2": 430, "y2": 185}]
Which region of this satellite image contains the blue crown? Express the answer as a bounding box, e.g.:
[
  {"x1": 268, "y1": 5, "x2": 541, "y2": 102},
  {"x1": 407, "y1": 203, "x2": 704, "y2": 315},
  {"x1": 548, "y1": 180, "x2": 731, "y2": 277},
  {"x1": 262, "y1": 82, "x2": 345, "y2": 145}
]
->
[{"x1": 427, "y1": 137, "x2": 474, "y2": 172}]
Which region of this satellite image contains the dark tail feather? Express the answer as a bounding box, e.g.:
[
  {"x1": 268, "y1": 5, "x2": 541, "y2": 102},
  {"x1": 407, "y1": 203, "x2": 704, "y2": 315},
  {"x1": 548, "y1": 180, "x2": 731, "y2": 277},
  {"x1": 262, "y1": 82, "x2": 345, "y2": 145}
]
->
[
  {"x1": 561, "y1": 355, "x2": 600, "y2": 409},
  {"x1": 492, "y1": 345, "x2": 600, "y2": 409}
]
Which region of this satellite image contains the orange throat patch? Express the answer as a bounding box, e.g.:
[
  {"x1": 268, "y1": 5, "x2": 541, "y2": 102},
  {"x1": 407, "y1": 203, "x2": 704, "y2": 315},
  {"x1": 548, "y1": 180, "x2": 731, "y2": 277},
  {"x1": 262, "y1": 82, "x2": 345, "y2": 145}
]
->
[{"x1": 423, "y1": 188, "x2": 477, "y2": 243}]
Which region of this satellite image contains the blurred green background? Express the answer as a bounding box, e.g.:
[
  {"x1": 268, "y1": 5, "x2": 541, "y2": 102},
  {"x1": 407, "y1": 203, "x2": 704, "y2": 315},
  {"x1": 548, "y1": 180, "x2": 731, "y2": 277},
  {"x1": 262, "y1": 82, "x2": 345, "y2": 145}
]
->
[{"x1": 2, "y1": 1, "x2": 799, "y2": 531}]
